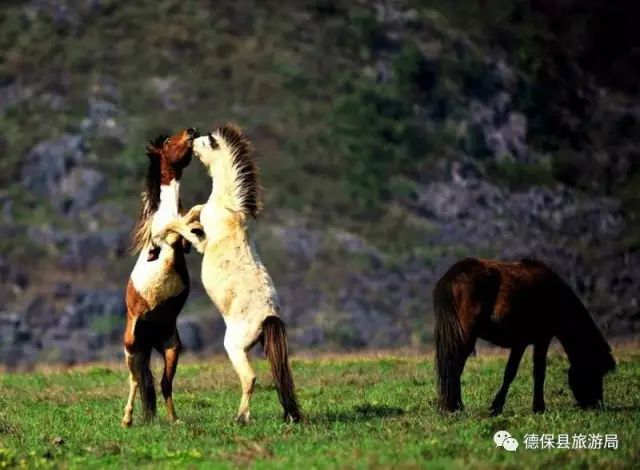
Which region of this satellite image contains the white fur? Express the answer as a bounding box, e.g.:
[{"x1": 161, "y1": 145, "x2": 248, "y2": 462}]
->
[
  {"x1": 152, "y1": 180, "x2": 181, "y2": 233},
  {"x1": 131, "y1": 179, "x2": 185, "y2": 309},
  {"x1": 193, "y1": 134, "x2": 250, "y2": 216},
  {"x1": 189, "y1": 134, "x2": 279, "y2": 328},
  {"x1": 163, "y1": 132, "x2": 279, "y2": 421}
]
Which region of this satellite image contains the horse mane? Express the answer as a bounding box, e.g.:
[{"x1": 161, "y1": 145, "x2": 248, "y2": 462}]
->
[
  {"x1": 210, "y1": 123, "x2": 262, "y2": 218},
  {"x1": 130, "y1": 135, "x2": 166, "y2": 254}
]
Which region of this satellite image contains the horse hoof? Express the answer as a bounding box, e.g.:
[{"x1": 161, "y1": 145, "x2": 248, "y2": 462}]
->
[
  {"x1": 235, "y1": 414, "x2": 250, "y2": 425},
  {"x1": 121, "y1": 419, "x2": 132, "y2": 428},
  {"x1": 489, "y1": 407, "x2": 503, "y2": 417},
  {"x1": 285, "y1": 413, "x2": 302, "y2": 424},
  {"x1": 533, "y1": 405, "x2": 546, "y2": 414},
  {"x1": 439, "y1": 402, "x2": 464, "y2": 413}
]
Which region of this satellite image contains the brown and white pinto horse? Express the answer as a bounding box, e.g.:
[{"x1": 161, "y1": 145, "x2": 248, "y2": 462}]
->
[
  {"x1": 434, "y1": 257, "x2": 615, "y2": 415},
  {"x1": 121, "y1": 127, "x2": 198, "y2": 427}
]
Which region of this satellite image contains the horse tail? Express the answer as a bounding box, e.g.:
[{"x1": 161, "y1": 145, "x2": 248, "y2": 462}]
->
[
  {"x1": 263, "y1": 316, "x2": 302, "y2": 423},
  {"x1": 434, "y1": 275, "x2": 466, "y2": 411},
  {"x1": 138, "y1": 352, "x2": 157, "y2": 421}
]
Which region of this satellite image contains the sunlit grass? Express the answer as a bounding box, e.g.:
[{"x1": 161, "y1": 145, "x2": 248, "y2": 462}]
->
[{"x1": 1, "y1": 348, "x2": 638, "y2": 468}]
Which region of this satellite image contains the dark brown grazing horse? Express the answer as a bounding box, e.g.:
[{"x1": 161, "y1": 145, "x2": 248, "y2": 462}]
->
[
  {"x1": 121, "y1": 127, "x2": 198, "y2": 427},
  {"x1": 434, "y1": 257, "x2": 615, "y2": 415}
]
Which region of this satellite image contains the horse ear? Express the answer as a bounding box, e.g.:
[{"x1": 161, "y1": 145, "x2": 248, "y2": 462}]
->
[
  {"x1": 146, "y1": 143, "x2": 160, "y2": 158},
  {"x1": 147, "y1": 135, "x2": 168, "y2": 158}
]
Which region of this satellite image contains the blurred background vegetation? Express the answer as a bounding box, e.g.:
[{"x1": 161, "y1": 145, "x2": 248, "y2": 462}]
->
[{"x1": 0, "y1": 0, "x2": 638, "y2": 362}]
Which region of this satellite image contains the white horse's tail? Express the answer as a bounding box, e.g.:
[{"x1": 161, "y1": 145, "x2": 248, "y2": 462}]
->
[{"x1": 263, "y1": 316, "x2": 302, "y2": 423}]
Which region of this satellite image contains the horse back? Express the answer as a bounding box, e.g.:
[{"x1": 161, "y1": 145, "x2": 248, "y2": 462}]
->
[{"x1": 436, "y1": 257, "x2": 564, "y2": 347}]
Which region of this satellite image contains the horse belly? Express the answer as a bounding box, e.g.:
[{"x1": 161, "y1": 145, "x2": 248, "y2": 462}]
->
[
  {"x1": 136, "y1": 293, "x2": 188, "y2": 345},
  {"x1": 477, "y1": 313, "x2": 541, "y2": 347},
  {"x1": 131, "y1": 258, "x2": 186, "y2": 311}
]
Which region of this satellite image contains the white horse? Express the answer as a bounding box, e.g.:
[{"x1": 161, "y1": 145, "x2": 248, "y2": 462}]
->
[{"x1": 154, "y1": 124, "x2": 302, "y2": 423}]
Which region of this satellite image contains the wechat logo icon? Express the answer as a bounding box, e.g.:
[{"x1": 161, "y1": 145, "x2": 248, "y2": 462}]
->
[{"x1": 494, "y1": 430, "x2": 519, "y2": 452}]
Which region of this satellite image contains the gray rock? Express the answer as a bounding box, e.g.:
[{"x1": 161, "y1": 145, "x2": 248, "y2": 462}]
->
[
  {"x1": 60, "y1": 229, "x2": 129, "y2": 268},
  {"x1": 0, "y1": 256, "x2": 28, "y2": 291},
  {"x1": 0, "y1": 312, "x2": 21, "y2": 346},
  {"x1": 269, "y1": 224, "x2": 323, "y2": 261},
  {"x1": 414, "y1": 181, "x2": 472, "y2": 220},
  {"x1": 53, "y1": 282, "x2": 72, "y2": 299},
  {"x1": 470, "y1": 100, "x2": 531, "y2": 163},
  {"x1": 20, "y1": 134, "x2": 87, "y2": 198},
  {"x1": 57, "y1": 167, "x2": 107, "y2": 212},
  {"x1": 21, "y1": 132, "x2": 106, "y2": 214},
  {"x1": 73, "y1": 289, "x2": 125, "y2": 318}
]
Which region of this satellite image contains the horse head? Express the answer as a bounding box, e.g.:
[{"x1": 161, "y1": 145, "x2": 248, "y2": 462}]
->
[
  {"x1": 568, "y1": 350, "x2": 616, "y2": 409},
  {"x1": 147, "y1": 127, "x2": 198, "y2": 180}
]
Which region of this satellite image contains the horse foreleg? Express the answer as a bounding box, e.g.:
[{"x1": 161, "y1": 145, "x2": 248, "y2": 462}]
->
[
  {"x1": 532, "y1": 337, "x2": 551, "y2": 413},
  {"x1": 159, "y1": 330, "x2": 182, "y2": 423},
  {"x1": 181, "y1": 204, "x2": 203, "y2": 224},
  {"x1": 154, "y1": 220, "x2": 206, "y2": 254},
  {"x1": 490, "y1": 344, "x2": 526, "y2": 416}
]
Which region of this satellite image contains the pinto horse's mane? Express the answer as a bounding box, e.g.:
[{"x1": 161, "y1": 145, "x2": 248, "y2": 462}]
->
[
  {"x1": 209, "y1": 123, "x2": 262, "y2": 218},
  {"x1": 130, "y1": 135, "x2": 167, "y2": 254}
]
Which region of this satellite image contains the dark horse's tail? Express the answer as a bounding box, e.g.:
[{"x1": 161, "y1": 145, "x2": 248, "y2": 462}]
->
[
  {"x1": 263, "y1": 316, "x2": 302, "y2": 423},
  {"x1": 138, "y1": 351, "x2": 157, "y2": 420},
  {"x1": 434, "y1": 276, "x2": 466, "y2": 411}
]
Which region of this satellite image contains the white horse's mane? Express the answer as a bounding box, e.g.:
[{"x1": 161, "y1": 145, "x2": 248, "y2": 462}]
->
[{"x1": 206, "y1": 124, "x2": 262, "y2": 218}]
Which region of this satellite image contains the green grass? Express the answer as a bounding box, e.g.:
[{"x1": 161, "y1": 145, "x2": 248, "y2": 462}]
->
[{"x1": 1, "y1": 348, "x2": 639, "y2": 469}]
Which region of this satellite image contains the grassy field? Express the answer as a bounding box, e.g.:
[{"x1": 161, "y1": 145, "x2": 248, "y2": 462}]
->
[{"x1": 0, "y1": 347, "x2": 639, "y2": 469}]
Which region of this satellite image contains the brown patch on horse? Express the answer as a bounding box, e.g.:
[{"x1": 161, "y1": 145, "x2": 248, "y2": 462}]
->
[
  {"x1": 222, "y1": 288, "x2": 236, "y2": 313},
  {"x1": 224, "y1": 213, "x2": 244, "y2": 232},
  {"x1": 124, "y1": 280, "x2": 150, "y2": 352}
]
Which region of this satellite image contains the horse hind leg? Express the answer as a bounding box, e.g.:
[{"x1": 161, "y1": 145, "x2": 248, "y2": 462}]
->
[
  {"x1": 158, "y1": 330, "x2": 182, "y2": 423},
  {"x1": 490, "y1": 344, "x2": 526, "y2": 416},
  {"x1": 434, "y1": 290, "x2": 477, "y2": 412},
  {"x1": 122, "y1": 317, "x2": 140, "y2": 427},
  {"x1": 446, "y1": 342, "x2": 475, "y2": 411},
  {"x1": 121, "y1": 349, "x2": 140, "y2": 427},
  {"x1": 224, "y1": 325, "x2": 257, "y2": 424},
  {"x1": 532, "y1": 337, "x2": 551, "y2": 413}
]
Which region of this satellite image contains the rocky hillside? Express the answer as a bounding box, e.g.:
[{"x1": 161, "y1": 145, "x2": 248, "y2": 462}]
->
[{"x1": 1, "y1": 0, "x2": 638, "y2": 367}]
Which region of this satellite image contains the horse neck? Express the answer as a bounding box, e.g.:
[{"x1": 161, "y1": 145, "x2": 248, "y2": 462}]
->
[
  {"x1": 207, "y1": 153, "x2": 250, "y2": 216},
  {"x1": 554, "y1": 290, "x2": 608, "y2": 367},
  {"x1": 202, "y1": 187, "x2": 248, "y2": 247},
  {"x1": 151, "y1": 178, "x2": 181, "y2": 235}
]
